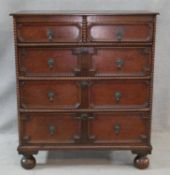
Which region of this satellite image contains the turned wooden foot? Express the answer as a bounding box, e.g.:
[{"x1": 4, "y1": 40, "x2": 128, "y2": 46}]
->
[
  {"x1": 134, "y1": 155, "x2": 149, "y2": 169},
  {"x1": 21, "y1": 155, "x2": 36, "y2": 170}
]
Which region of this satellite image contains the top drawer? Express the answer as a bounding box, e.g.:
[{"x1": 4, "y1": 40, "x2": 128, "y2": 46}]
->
[
  {"x1": 87, "y1": 16, "x2": 154, "y2": 43},
  {"x1": 16, "y1": 16, "x2": 82, "y2": 43}
]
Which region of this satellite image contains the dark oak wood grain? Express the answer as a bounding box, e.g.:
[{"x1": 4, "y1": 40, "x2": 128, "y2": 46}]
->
[
  {"x1": 17, "y1": 23, "x2": 82, "y2": 43},
  {"x1": 88, "y1": 23, "x2": 153, "y2": 42},
  {"x1": 19, "y1": 48, "x2": 79, "y2": 76},
  {"x1": 91, "y1": 47, "x2": 152, "y2": 77},
  {"x1": 21, "y1": 113, "x2": 81, "y2": 144},
  {"x1": 88, "y1": 112, "x2": 149, "y2": 144},
  {"x1": 20, "y1": 80, "x2": 81, "y2": 109},
  {"x1": 89, "y1": 80, "x2": 150, "y2": 109},
  {"x1": 11, "y1": 11, "x2": 158, "y2": 169}
]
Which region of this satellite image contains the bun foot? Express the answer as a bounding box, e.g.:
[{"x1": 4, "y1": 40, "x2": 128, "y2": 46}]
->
[
  {"x1": 134, "y1": 155, "x2": 149, "y2": 169},
  {"x1": 21, "y1": 155, "x2": 36, "y2": 170}
]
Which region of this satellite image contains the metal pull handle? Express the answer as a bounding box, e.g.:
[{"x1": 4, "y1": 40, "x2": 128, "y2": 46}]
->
[
  {"x1": 47, "y1": 29, "x2": 54, "y2": 41},
  {"x1": 48, "y1": 125, "x2": 56, "y2": 135},
  {"x1": 48, "y1": 58, "x2": 55, "y2": 69},
  {"x1": 48, "y1": 91, "x2": 55, "y2": 101},
  {"x1": 115, "y1": 26, "x2": 124, "y2": 41},
  {"x1": 114, "y1": 123, "x2": 121, "y2": 134},
  {"x1": 114, "y1": 91, "x2": 122, "y2": 102},
  {"x1": 115, "y1": 58, "x2": 124, "y2": 69}
]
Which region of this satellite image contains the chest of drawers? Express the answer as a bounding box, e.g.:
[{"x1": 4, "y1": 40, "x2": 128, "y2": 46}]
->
[{"x1": 11, "y1": 11, "x2": 158, "y2": 170}]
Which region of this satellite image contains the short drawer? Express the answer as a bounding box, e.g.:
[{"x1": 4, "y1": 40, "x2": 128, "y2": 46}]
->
[
  {"x1": 91, "y1": 47, "x2": 151, "y2": 76},
  {"x1": 17, "y1": 22, "x2": 82, "y2": 43},
  {"x1": 20, "y1": 113, "x2": 81, "y2": 145},
  {"x1": 20, "y1": 80, "x2": 81, "y2": 109},
  {"x1": 89, "y1": 80, "x2": 150, "y2": 109},
  {"x1": 19, "y1": 48, "x2": 79, "y2": 76},
  {"x1": 87, "y1": 16, "x2": 153, "y2": 42},
  {"x1": 89, "y1": 112, "x2": 149, "y2": 144}
]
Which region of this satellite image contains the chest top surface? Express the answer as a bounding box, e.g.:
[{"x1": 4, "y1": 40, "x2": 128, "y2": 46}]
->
[{"x1": 10, "y1": 10, "x2": 159, "y2": 16}]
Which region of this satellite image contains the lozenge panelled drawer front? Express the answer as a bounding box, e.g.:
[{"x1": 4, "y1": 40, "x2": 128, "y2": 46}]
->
[
  {"x1": 19, "y1": 47, "x2": 152, "y2": 77},
  {"x1": 88, "y1": 112, "x2": 149, "y2": 144},
  {"x1": 91, "y1": 47, "x2": 151, "y2": 77},
  {"x1": 89, "y1": 79, "x2": 150, "y2": 109},
  {"x1": 18, "y1": 48, "x2": 79, "y2": 76},
  {"x1": 19, "y1": 80, "x2": 81, "y2": 109},
  {"x1": 20, "y1": 113, "x2": 81, "y2": 145}
]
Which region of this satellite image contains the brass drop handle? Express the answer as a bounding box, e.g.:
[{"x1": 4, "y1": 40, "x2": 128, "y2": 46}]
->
[
  {"x1": 115, "y1": 58, "x2": 124, "y2": 69},
  {"x1": 114, "y1": 123, "x2": 121, "y2": 134},
  {"x1": 115, "y1": 26, "x2": 124, "y2": 41},
  {"x1": 48, "y1": 125, "x2": 56, "y2": 135},
  {"x1": 48, "y1": 91, "x2": 55, "y2": 101},
  {"x1": 114, "y1": 91, "x2": 122, "y2": 102},
  {"x1": 47, "y1": 29, "x2": 54, "y2": 41},
  {"x1": 47, "y1": 58, "x2": 55, "y2": 69}
]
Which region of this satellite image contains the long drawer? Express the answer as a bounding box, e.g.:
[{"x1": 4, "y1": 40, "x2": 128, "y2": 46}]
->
[
  {"x1": 18, "y1": 47, "x2": 151, "y2": 77},
  {"x1": 19, "y1": 79, "x2": 150, "y2": 109},
  {"x1": 20, "y1": 112, "x2": 149, "y2": 145}
]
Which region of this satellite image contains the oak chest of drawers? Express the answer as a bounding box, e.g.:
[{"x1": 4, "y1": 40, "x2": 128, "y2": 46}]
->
[{"x1": 11, "y1": 11, "x2": 158, "y2": 169}]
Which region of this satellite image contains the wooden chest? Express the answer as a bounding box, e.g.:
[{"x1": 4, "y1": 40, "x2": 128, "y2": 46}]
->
[{"x1": 11, "y1": 11, "x2": 158, "y2": 169}]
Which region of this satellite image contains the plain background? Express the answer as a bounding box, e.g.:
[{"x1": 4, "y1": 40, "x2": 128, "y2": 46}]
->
[{"x1": 0, "y1": 0, "x2": 170, "y2": 174}]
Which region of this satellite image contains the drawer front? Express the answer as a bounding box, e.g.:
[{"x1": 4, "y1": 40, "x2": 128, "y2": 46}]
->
[
  {"x1": 87, "y1": 16, "x2": 153, "y2": 42},
  {"x1": 19, "y1": 48, "x2": 79, "y2": 76},
  {"x1": 89, "y1": 80, "x2": 150, "y2": 109},
  {"x1": 20, "y1": 81, "x2": 81, "y2": 109},
  {"x1": 88, "y1": 24, "x2": 152, "y2": 42},
  {"x1": 89, "y1": 112, "x2": 149, "y2": 144},
  {"x1": 21, "y1": 113, "x2": 81, "y2": 145},
  {"x1": 17, "y1": 23, "x2": 82, "y2": 43},
  {"x1": 92, "y1": 47, "x2": 151, "y2": 76}
]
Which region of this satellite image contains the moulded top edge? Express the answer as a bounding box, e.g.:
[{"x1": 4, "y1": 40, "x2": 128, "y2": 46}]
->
[{"x1": 10, "y1": 10, "x2": 159, "y2": 16}]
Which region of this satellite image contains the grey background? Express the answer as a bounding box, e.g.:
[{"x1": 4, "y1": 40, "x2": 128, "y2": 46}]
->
[
  {"x1": 0, "y1": 0, "x2": 169, "y2": 133},
  {"x1": 0, "y1": 0, "x2": 170, "y2": 174}
]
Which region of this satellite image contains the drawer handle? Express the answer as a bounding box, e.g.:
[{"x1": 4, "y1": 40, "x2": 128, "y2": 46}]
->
[
  {"x1": 47, "y1": 29, "x2": 54, "y2": 41},
  {"x1": 48, "y1": 58, "x2": 55, "y2": 69},
  {"x1": 114, "y1": 91, "x2": 122, "y2": 102},
  {"x1": 48, "y1": 125, "x2": 56, "y2": 135},
  {"x1": 114, "y1": 123, "x2": 121, "y2": 134},
  {"x1": 115, "y1": 26, "x2": 124, "y2": 41},
  {"x1": 115, "y1": 58, "x2": 124, "y2": 69},
  {"x1": 48, "y1": 91, "x2": 55, "y2": 101}
]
